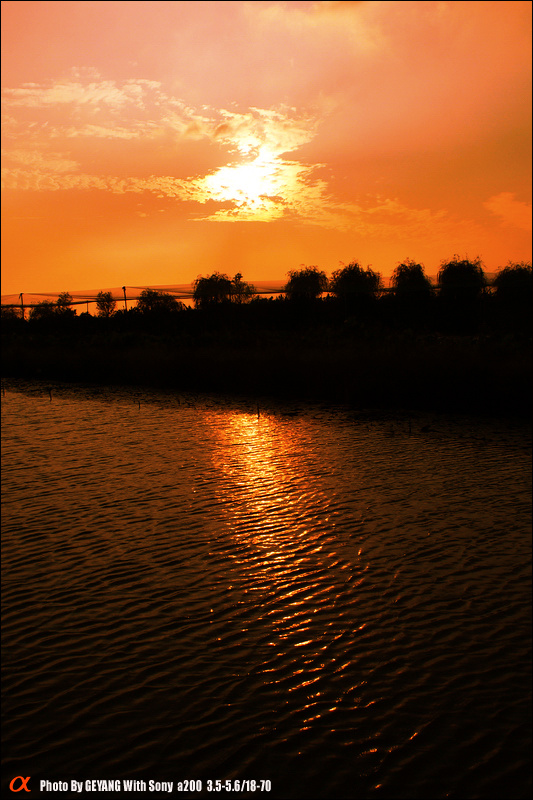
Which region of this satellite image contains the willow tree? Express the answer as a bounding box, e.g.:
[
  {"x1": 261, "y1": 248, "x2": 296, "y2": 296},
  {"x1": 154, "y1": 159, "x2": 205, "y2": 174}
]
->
[
  {"x1": 329, "y1": 261, "x2": 381, "y2": 301},
  {"x1": 493, "y1": 261, "x2": 532, "y2": 330},
  {"x1": 437, "y1": 256, "x2": 486, "y2": 303},
  {"x1": 493, "y1": 261, "x2": 532, "y2": 304},
  {"x1": 329, "y1": 261, "x2": 381, "y2": 319},
  {"x1": 390, "y1": 259, "x2": 434, "y2": 300},
  {"x1": 283, "y1": 266, "x2": 328, "y2": 302},
  {"x1": 437, "y1": 255, "x2": 487, "y2": 333}
]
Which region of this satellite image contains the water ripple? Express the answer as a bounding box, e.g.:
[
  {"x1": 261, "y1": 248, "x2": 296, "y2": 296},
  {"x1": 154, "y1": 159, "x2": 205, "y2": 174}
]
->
[{"x1": 1, "y1": 383, "x2": 531, "y2": 798}]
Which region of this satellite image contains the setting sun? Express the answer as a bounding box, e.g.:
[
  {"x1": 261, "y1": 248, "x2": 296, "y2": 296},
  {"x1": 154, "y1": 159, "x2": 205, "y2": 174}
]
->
[{"x1": 203, "y1": 155, "x2": 281, "y2": 214}]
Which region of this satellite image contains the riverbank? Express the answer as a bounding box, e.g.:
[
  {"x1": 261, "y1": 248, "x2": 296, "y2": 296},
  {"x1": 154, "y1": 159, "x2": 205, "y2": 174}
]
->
[{"x1": 2, "y1": 328, "x2": 530, "y2": 416}]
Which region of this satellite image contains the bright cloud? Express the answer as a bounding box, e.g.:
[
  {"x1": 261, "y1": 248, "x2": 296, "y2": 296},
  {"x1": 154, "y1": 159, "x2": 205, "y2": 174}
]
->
[
  {"x1": 212, "y1": 108, "x2": 319, "y2": 156},
  {"x1": 2, "y1": 131, "x2": 455, "y2": 236},
  {"x1": 1, "y1": 65, "x2": 521, "y2": 245},
  {"x1": 1, "y1": 73, "x2": 335, "y2": 224}
]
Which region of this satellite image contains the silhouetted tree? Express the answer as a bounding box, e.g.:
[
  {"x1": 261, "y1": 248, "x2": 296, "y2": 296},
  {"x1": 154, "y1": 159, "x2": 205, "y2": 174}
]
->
[
  {"x1": 137, "y1": 288, "x2": 181, "y2": 314},
  {"x1": 436, "y1": 256, "x2": 486, "y2": 333},
  {"x1": 492, "y1": 261, "x2": 532, "y2": 332},
  {"x1": 493, "y1": 261, "x2": 532, "y2": 304},
  {"x1": 437, "y1": 256, "x2": 486, "y2": 304},
  {"x1": 330, "y1": 261, "x2": 381, "y2": 302},
  {"x1": 56, "y1": 292, "x2": 76, "y2": 316},
  {"x1": 29, "y1": 301, "x2": 57, "y2": 321},
  {"x1": 95, "y1": 291, "x2": 117, "y2": 318},
  {"x1": 230, "y1": 273, "x2": 256, "y2": 304},
  {"x1": 390, "y1": 259, "x2": 434, "y2": 300},
  {"x1": 193, "y1": 272, "x2": 233, "y2": 309},
  {"x1": 284, "y1": 266, "x2": 328, "y2": 301}
]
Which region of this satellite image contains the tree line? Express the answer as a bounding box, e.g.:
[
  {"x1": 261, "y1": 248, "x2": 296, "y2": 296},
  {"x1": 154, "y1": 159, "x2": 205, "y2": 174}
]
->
[{"x1": 2, "y1": 257, "x2": 531, "y2": 335}]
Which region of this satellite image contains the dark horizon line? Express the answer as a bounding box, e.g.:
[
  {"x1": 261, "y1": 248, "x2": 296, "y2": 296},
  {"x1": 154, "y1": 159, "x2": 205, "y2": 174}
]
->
[{"x1": 1, "y1": 273, "x2": 507, "y2": 306}]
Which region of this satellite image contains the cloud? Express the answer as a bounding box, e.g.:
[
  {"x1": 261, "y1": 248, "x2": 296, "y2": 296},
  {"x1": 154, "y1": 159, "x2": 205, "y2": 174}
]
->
[
  {"x1": 1, "y1": 70, "x2": 485, "y2": 239},
  {"x1": 62, "y1": 123, "x2": 155, "y2": 140},
  {"x1": 2, "y1": 75, "x2": 319, "y2": 154},
  {"x1": 211, "y1": 107, "x2": 318, "y2": 155},
  {"x1": 484, "y1": 192, "x2": 532, "y2": 232},
  {"x1": 3, "y1": 80, "x2": 130, "y2": 109},
  {"x1": 1, "y1": 143, "x2": 459, "y2": 236},
  {"x1": 2, "y1": 149, "x2": 80, "y2": 173},
  {"x1": 1, "y1": 74, "x2": 165, "y2": 111},
  {"x1": 1, "y1": 72, "x2": 328, "y2": 222}
]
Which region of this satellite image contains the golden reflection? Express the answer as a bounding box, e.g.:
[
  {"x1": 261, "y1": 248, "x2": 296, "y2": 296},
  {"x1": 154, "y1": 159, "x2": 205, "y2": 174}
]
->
[
  {"x1": 205, "y1": 406, "x2": 368, "y2": 734},
  {"x1": 205, "y1": 406, "x2": 363, "y2": 630},
  {"x1": 208, "y1": 409, "x2": 326, "y2": 564}
]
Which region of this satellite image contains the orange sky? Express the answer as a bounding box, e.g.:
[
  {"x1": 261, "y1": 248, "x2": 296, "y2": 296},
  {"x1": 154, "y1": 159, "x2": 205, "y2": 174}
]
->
[{"x1": 1, "y1": 0, "x2": 531, "y2": 297}]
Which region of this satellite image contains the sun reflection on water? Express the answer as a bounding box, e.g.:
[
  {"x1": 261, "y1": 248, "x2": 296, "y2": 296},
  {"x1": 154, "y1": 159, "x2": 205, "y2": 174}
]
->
[
  {"x1": 204, "y1": 407, "x2": 372, "y2": 734},
  {"x1": 208, "y1": 409, "x2": 333, "y2": 569}
]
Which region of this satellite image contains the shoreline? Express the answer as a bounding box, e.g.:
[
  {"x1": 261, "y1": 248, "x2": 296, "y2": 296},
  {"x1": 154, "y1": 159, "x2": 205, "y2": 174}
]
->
[{"x1": 2, "y1": 333, "x2": 531, "y2": 417}]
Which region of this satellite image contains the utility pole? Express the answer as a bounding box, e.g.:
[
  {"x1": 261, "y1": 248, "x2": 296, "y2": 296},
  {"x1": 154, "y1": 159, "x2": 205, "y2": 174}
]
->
[
  {"x1": 122, "y1": 286, "x2": 128, "y2": 310},
  {"x1": 19, "y1": 292, "x2": 24, "y2": 320}
]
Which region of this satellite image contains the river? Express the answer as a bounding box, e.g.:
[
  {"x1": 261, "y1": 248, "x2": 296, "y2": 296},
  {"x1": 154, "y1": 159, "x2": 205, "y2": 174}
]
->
[{"x1": 1, "y1": 381, "x2": 531, "y2": 799}]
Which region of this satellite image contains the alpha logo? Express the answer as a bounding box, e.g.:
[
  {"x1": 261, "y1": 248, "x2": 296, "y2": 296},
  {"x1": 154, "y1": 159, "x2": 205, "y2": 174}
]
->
[{"x1": 9, "y1": 777, "x2": 31, "y2": 792}]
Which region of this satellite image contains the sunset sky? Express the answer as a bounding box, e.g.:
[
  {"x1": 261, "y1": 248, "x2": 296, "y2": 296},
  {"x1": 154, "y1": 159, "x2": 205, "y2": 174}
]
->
[{"x1": 1, "y1": 0, "x2": 531, "y2": 299}]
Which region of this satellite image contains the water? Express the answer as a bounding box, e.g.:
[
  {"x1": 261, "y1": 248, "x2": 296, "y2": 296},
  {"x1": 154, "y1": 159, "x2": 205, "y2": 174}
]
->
[{"x1": 1, "y1": 382, "x2": 531, "y2": 799}]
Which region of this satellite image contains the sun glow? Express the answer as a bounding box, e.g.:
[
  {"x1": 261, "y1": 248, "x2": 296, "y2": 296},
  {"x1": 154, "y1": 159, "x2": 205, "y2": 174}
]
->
[{"x1": 204, "y1": 155, "x2": 280, "y2": 209}]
